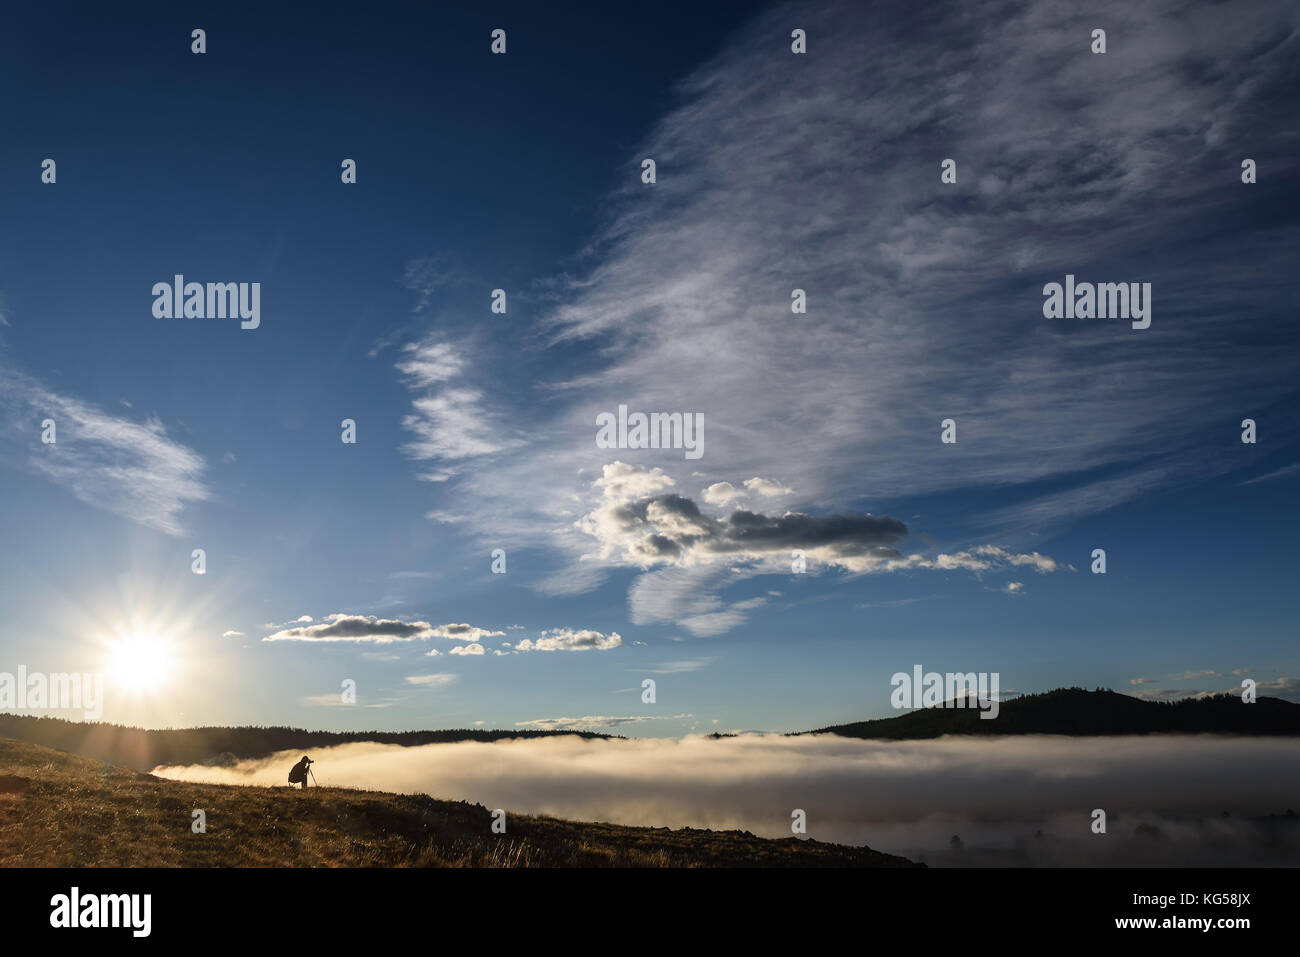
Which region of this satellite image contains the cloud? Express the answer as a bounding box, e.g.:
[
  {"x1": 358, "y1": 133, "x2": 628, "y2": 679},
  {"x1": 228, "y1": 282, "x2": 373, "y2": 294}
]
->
[
  {"x1": 0, "y1": 368, "x2": 210, "y2": 534},
  {"x1": 743, "y1": 477, "x2": 792, "y2": 498},
  {"x1": 701, "y1": 482, "x2": 738, "y2": 506},
  {"x1": 402, "y1": 253, "x2": 461, "y2": 314},
  {"x1": 1129, "y1": 677, "x2": 1156, "y2": 686},
  {"x1": 428, "y1": 623, "x2": 505, "y2": 643},
  {"x1": 449, "y1": 643, "x2": 485, "y2": 656},
  {"x1": 699, "y1": 477, "x2": 790, "y2": 507},
  {"x1": 856, "y1": 596, "x2": 940, "y2": 610},
  {"x1": 578, "y1": 463, "x2": 909, "y2": 571},
  {"x1": 221, "y1": 630, "x2": 245, "y2": 638},
  {"x1": 626, "y1": 566, "x2": 769, "y2": 637},
  {"x1": 515, "y1": 629, "x2": 623, "y2": 652},
  {"x1": 154, "y1": 734, "x2": 1300, "y2": 865},
  {"x1": 299, "y1": 694, "x2": 352, "y2": 707},
  {"x1": 381, "y1": 0, "x2": 1298, "y2": 632},
  {"x1": 395, "y1": 339, "x2": 465, "y2": 388},
  {"x1": 595, "y1": 461, "x2": 676, "y2": 502},
  {"x1": 404, "y1": 673, "x2": 458, "y2": 688},
  {"x1": 1253, "y1": 677, "x2": 1300, "y2": 702},
  {"x1": 514, "y1": 714, "x2": 690, "y2": 731},
  {"x1": 640, "y1": 658, "x2": 717, "y2": 675},
  {"x1": 1239, "y1": 463, "x2": 1300, "y2": 486},
  {"x1": 424, "y1": 510, "x2": 465, "y2": 524},
  {"x1": 397, "y1": 339, "x2": 520, "y2": 481},
  {"x1": 1128, "y1": 688, "x2": 1220, "y2": 703},
  {"x1": 580, "y1": 465, "x2": 1064, "y2": 578},
  {"x1": 579, "y1": 464, "x2": 1064, "y2": 633},
  {"x1": 1002, "y1": 582, "x2": 1024, "y2": 595},
  {"x1": 1133, "y1": 678, "x2": 1300, "y2": 703},
  {"x1": 677, "y1": 596, "x2": 767, "y2": 637},
  {"x1": 1178, "y1": 670, "x2": 1218, "y2": 680},
  {"x1": 262, "y1": 614, "x2": 437, "y2": 643},
  {"x1": 261, "y1": 616, "x2": 509, "y2": 646},
  {"x1": 535, "y1": 0, "x2": 1300, "y2": 539}
]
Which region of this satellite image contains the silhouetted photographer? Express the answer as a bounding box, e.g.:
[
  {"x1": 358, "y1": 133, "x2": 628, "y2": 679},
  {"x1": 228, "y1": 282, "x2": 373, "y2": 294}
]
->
[{"x1": 288, "y1": 755, "x2": 315, "y2": 789}]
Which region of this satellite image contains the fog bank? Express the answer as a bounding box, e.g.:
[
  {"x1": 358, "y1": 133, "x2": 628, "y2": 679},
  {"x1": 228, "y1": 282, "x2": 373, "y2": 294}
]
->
[{"x1": 154, "y1": 733, "x2": 1300, "y2": 865}]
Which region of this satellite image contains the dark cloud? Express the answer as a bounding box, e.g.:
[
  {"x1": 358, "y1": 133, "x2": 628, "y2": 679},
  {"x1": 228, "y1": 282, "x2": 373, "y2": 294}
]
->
[
  {"x1": 717, "y1": 509, "x2": 909, "y2": 554},
  {"x1": 262, "y1": 614, "x2": 435, "y2": 643},
  {"x1": 608, "y1": 491, "x2": 909, "y2": 561}
]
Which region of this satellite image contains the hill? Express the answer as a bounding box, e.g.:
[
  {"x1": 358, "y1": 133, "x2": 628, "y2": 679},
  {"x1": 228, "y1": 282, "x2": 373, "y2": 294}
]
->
[
  {"x1": 0, "y1": 713, "x2": 613, "y2": 772},
  {"x1": 0, "y1": 737, "x2": 918, "y2": 867},
  {"x1": 805, "y1": 688, "x2": 1300, "y2": 739}
]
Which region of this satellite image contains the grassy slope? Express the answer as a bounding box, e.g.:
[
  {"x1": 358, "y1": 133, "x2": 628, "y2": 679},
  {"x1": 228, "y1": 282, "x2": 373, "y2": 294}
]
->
[{"x1": 0, "y1": 738, "x2": 918, "y2": 868}]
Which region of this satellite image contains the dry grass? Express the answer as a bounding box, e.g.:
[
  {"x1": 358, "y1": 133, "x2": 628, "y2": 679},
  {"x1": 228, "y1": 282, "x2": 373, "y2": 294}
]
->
[{"x1": 0, "y1": 737, "x2": 919, "y2": 867}]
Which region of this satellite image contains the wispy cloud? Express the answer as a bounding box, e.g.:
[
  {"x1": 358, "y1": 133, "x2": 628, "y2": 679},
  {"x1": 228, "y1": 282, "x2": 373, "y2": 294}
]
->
[
  {"x1": 385, "y1": 0, "x2": 1299, "y2": 631},
  {"x1": 514, "y1": 714, "x2": 690, "y2": 731},
  {"x1": 640, "y1": 657, "x2": 717, "y2": 675},
  {"x1": 404, "y1": 673, "x2": 458, "y2": 688},
  {"x1": 1239, "y1": 463, "x2": 1300, "y2": 486},
  {"x1": 397, "y1": 339, "x2": 520, "y2": 482},
  {"x1": 0, "y1": 367, "x2": 210, "y2": 534}
]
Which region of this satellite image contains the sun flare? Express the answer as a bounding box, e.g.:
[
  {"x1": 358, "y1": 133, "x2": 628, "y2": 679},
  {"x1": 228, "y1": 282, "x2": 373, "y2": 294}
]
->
[{"x1": 105, "y1": 635, "x2": 177, "y2": 691}]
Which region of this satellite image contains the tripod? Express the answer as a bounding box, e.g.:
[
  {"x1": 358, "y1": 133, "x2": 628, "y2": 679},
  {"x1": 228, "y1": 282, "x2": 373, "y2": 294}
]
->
[{"x1": 308, "y1": 767, "x2": 319, "y2": 788}]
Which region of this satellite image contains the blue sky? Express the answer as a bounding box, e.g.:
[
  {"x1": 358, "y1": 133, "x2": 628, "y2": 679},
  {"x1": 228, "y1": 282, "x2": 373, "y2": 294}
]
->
[{"x1": 1, "y1": 0, "x2": 1297, "y2": 735}]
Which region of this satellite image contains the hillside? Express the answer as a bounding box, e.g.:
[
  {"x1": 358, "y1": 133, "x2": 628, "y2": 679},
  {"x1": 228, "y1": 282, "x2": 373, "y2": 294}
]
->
[
  {"x1": 0, "y1": 713, "x2": 613, "y2": 772},
  {"x1": 806, "y1": 688, "x2": 1300, "y2": 739},
  {"x1": 0, "y1": 738, "x2": 918, "y2": 867}
]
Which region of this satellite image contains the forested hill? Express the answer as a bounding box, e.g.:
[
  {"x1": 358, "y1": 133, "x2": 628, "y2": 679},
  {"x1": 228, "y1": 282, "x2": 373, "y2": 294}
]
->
[
  {"x1": 0, "y1": 714, "x2": 613, "y2": 771},
  {"x1": 805, "y1": 688, "x2": 1300, "y2": 739}
]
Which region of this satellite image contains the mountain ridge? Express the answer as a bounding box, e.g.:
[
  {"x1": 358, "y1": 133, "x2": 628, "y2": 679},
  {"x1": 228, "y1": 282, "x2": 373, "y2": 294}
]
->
[
  {"x1": 802, "y1": 688, "x2": 1300, "y2": 739},
  {"x1": 0, "y1": 714, "x2": 615, "y2": 772}
]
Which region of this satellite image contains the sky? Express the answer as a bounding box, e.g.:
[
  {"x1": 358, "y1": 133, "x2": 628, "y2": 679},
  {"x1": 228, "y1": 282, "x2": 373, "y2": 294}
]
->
[{"x1": 0, "y1": 0, "x2": 1297, "y2": 735}]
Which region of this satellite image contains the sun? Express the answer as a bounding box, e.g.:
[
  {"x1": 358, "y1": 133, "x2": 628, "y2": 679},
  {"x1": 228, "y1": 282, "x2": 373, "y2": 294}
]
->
[{"x1": 105, "y1": 635, "x2": 177, "y2": 692}]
